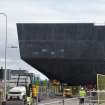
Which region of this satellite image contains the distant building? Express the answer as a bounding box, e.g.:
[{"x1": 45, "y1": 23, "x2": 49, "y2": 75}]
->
[
  {"x1": 6, "y1": 69, "x2": 28, "y2": 80},
  {"x1": 0, "y1": 68, "x2": 40, "y2": 87}
]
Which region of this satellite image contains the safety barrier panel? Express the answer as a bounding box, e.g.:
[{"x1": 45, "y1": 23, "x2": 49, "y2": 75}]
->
[{"x1": 86, "y1": 90, "x2": 105, "y2": 105}]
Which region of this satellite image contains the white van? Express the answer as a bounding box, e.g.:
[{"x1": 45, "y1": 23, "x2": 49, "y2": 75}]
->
[{"x1": 7, "y1": 86, "x2": 26, "y2": 101}]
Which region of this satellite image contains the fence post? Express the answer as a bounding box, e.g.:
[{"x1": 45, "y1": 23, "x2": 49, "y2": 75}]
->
[
  {"x1": 89, "y1": 91, "x2": 91, "y2": 105},
  {"x1": 36, "y1": 90, "x2": 39, "y2": 105},
  {"x1": 62, "y1": 97, "x2": 64, "y2": 105},
  {"x1": 0, "y1": 91, "x2": 1, "y2": 105}
]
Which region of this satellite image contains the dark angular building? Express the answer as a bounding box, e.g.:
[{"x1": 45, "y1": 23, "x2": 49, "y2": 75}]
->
[{"x1": 17, "y1": 23, "x2": 105, "y2": 85}]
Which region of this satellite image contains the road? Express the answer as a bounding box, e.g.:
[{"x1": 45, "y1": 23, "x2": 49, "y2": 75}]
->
[
  {"x1": 5, "y1": 98, "x2": 95, "y2": 105},
  {"x1": 6, "y1": 101, "x2": 24, "y2": 105},
  {"x1": 6, "y1": 98, "x2": 79, "y2": 105},
  {"x1": 39, "y1": 98, "x2": 79, "y2": 105}
]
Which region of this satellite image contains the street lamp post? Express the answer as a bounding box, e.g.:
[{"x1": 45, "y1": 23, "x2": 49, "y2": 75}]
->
[{"x1": 0, "y1": 12, "x2": 7, "y2": 101}]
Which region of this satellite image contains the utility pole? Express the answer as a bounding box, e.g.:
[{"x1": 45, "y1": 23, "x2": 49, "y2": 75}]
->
[{"x1": 0, "y1": 12, "x2": 7, "y2": 102}]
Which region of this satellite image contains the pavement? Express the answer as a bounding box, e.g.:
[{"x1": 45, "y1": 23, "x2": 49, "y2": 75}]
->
[
  {"x1": 39, "y1": 98, "x2": 80, "y2": 105},
  {"x1": 6, "y1": 98, "x2": 79, "y2": 105},
  {"x1": 38, "y1": 97, "x2": 99, "y2": 105},
  {"x1": 6, "y1": 101, "x2": 24, "y2": 105},
  {"x1": 5, "y1": 97, "x2": 99, "y2": 105}
]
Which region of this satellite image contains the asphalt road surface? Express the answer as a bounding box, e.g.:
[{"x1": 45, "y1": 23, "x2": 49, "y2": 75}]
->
[
  {"x1": 5, "y1": 98, "x2": 95, "y2": 105},
  {"x1": 39, "y1": 98, "x2": 81, "y2": 105},
  {"x1": 38, "y1": 98, "x2": 96, "y2": 105},
  {"x1": 6, "y1": 98, "x2": 79, "y2": 105}
]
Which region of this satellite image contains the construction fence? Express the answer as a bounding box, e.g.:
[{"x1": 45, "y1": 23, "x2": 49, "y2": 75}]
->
[
  {"x1": 96, "y1": 74, "x2": 105, "y2": 105},
  {"x1": 35, "y1": 77, "x2": 105, "y2": 105},
  {"x1": 35, "y1": 85, "x2": 80, "y2": 100},
  {"x1": 86, "y1": 90, "x2": 105, "y2": 105}
]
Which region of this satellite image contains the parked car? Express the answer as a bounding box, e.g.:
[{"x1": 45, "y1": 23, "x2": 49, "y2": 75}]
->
[{"x1": 7, "y1": 86, "x2": 26, "y2": 101}]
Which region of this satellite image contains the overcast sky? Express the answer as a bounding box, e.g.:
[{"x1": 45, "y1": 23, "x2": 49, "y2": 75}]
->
[{"x1": 0, "y1": 0, "x2": 105, "y2": 79}]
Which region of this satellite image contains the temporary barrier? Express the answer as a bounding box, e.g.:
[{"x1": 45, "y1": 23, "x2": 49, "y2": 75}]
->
[
  {"x1": 97, "y1": 74, "x2": 105, "y2": 104},
  {"x1": 86, "y1": 90, "x2": 105, "y2": 105}
]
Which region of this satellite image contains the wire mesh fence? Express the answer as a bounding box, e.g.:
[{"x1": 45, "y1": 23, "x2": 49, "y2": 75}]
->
[
  {"x1": 96, "y1": 74, "x2": 105, "y2": 105},
  {"x1": 85, "y1": 90, "x2": 105, "y2": 105},
  {"x1": 38, "y1": 85, "x2": 79, "y2": 99},
  {"x1": 38, "y1": 86, "x2": 63, "y2": 100}
]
